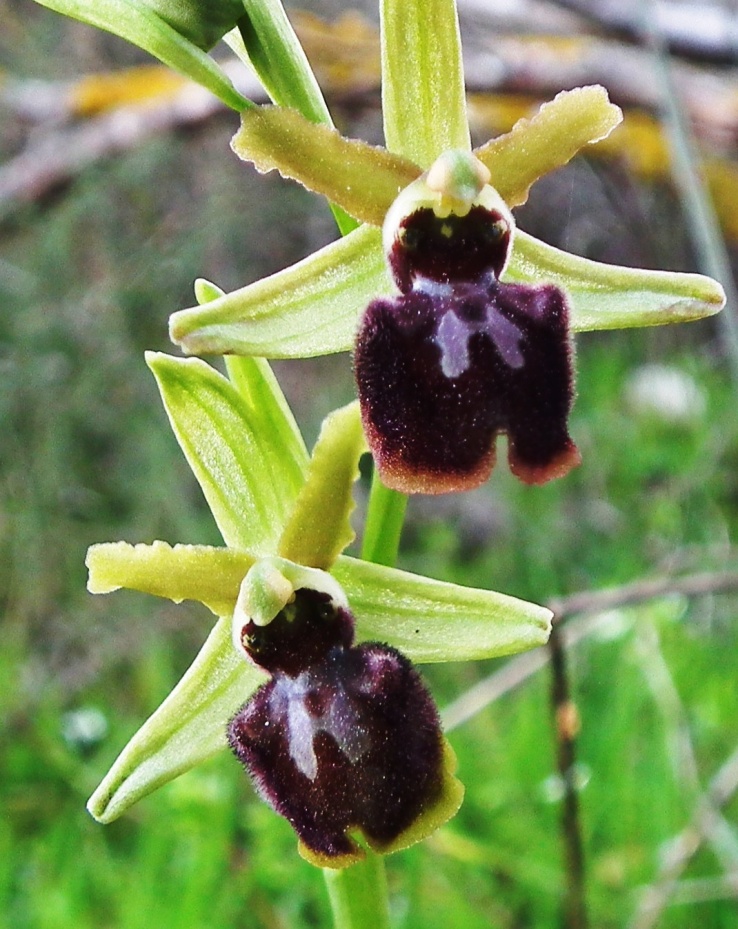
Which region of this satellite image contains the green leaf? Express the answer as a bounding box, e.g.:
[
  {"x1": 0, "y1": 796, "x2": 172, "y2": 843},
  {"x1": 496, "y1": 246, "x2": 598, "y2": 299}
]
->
[
  {"x1": 233, "y1": 0, "x2": 329, "y2": 125},
  {"x1": 278, "y1": 402, "x2": 367, "y2": 569},
  {"x1": 86, "y1": 540, "x2": 253, "y2": 616},
  {"x1": 33, "y1": 0, "x2": 249, "y2": 111},
  {"x1": 87, "y1": 615, "x2": 266, "y2": 823},
  {"x1": 333, "y1": 556, "x2": 552, "y2": 662},
  {"x1": 140, "y1": 0, "x2": 244, "y2": 51},
  {"x1": 380, "y1": 0, "x2": 470, "y2": 165},
  {"x1": 146, "y1": 353, "x2": 305, "y2": 551},
  {"x1": 508, "y1": 230, "x2": 726, "y2": 330},
  {"x1": 230, "y1": 0, "x2": 357, "y2": 235},
  {"x1": 475, "y1": 86, "x2": 622, "y2": 207},
  {"x1": 231, "y1": 106, "x2": 419, "y2": 227},
  {"x1": 169, "y1": 225, "x2": 389, "y2": 357}
]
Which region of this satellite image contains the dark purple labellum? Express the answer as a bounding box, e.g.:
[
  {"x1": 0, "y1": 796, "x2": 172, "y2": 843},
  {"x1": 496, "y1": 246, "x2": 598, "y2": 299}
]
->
[
  {"x1": 228, "y1": 588, "x2": 445, "y2": 866},
  {"x1": 355, "y1": 204, "x2": 580, "y2": 494}
]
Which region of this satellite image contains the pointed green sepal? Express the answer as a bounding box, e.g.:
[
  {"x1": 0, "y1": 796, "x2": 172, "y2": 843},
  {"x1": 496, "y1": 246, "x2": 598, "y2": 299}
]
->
[
  {"x1": 333, "y1": 556, "x2": 553, "y2": 662},
  {"x1": 87, "y1": 615, "x2": 267, "y2": 823},
  {"x1": 509, "y1": 230, "x2": 727, "y2": 329},
  {"x1": 33, "y1": 0, "x2": 249, "y2": 111},
  {"x1": 231, "y1": 106, "x2": 419, "y2": 226},
  {"x1": 380, "y1": 0, "x2": 470, "y2": 165},
  {"x1": 146, "y1": 352, "x2": 305, "y2": 550},
  {"x1": 278, "y1": 402, "x2": 367, "y2": 569},
  {"x1": 475, "y1": 85, "x2": 622, "y2": 207},
  {"x1": 86, "y1": 540, "x2": 253, "y2": 616},
  {"x1": 169, "y1": 225, "x2": 389, "y2": 357}
]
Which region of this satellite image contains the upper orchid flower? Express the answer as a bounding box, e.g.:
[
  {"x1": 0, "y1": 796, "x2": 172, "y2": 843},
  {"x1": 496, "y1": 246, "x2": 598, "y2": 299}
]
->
[
  {"x1": 160, "y1": 1, "x2": 723, "y2": 496},
  {"x1": 85, "y1": 338, "x2": 551, "y2": 866}
]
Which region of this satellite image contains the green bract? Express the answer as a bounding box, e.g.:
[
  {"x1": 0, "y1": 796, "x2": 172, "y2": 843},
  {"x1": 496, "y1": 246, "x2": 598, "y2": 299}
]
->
[{"x1": 86, "y1": 352, "x2": 552, "y2": 825}]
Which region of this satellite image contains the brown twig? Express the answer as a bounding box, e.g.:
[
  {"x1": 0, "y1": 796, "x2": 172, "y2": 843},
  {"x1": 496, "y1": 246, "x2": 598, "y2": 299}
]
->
[
  {"x1": 548, "y1": 621, "x2": 588, "y2": 929},
  {"x1": 443, "y1": 571, "x2": 738, "y2": 733}
]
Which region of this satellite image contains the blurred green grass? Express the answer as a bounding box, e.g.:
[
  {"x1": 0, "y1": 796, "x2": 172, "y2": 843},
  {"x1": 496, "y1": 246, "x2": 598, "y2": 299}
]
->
[{"x1": 3, "y1": 11, "x2": 738, "y2": 927}]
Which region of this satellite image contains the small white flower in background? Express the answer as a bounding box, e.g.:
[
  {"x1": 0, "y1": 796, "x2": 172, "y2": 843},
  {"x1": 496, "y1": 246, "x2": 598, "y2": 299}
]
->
[
  {"x1": 624, "y1": 364, "x2": 706, "y2": 424},
  {"x1": 61, "y1": 707, "x2": 109, "y2": 750}
]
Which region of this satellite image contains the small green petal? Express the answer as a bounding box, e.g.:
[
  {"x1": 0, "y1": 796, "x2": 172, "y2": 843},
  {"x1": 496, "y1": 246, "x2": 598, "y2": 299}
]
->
[
  {"x1": 231, "y1": 106, "x2": 419, "y2": 226},
  {"x1": 333, "y1": 556, "x2": 552, "y2": 662},
  {"x1": 380, "y1": 0, "x2": 470, "y2": 165},
  {"x1": 86, "y1": 541, "x2": 253, "y2": 616},
  {"x1": 88, "y1": 616, "x2": 267, "y2": 823},
  {"x1": 169, "y1": 225, "x2": 389, "y2": 357},
  {"x1": 475, "y1": 86, "x2": 623, "y2": 207},
  {"x1": 33, "y1": 0, "x2": 249, "y2": 111},
  {"x1": 509, "y1": 231, "x2": 726, "y2": 329},
  {"x1": 278, "y1": 402, "x2": 367, "y2": 569},
  {"x1": 146, "y1": 353, "x2": 305, "y2": 551}
]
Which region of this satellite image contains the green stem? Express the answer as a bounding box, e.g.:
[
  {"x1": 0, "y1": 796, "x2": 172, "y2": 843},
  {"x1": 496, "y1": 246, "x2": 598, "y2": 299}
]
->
[
  {"x1": 361, "y1": 472, "x2": 409, "y2": 566},
  {"x1": 321, "y1": 474, "x2": 408, "y2": 927},
  {"x1": 323, "y1": 849, "x2": 391, "y2": 929}
]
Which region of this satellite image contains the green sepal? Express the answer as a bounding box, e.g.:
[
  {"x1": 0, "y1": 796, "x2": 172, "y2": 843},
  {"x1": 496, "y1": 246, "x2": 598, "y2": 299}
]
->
[
  {"x1": 475, "y1": 85, "x2": 622, "y2": 207},
  {"x1": 33, "y1": 0, "x2": 249, "y2": 111},
  {"x1": 231, "y1": 106, "x2": 419, "y2": 227},
  {"x1": 509, "y1": 230, "x2": 726, "y2": 329},
  {"x1": 87, "y1": 615, "x2": 267, "y2": 823},
  {"x1": 169, "y1": 225, "x2": 389, "y2": 357},
  {"x1": 86, "y1": 540, "x2": 253, "y2": 616},
  {"x1": 334, "y1": 556, "x2": 553, "y2": 662},
  {"x1": 146, "y1": 352, "x2": 306, "y2": 551},
  {"x1": 278, "y1": 402, "x2": 367, "y2": 569},
  {"x1": 380, "y1": 0, "x2": 469, "y2": 165}
]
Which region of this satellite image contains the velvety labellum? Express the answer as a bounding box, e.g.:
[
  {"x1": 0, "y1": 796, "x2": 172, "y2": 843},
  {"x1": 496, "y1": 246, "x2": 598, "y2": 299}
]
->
[
  {"x1": 228, "y1": 588, "x2": 447, "y2": 866},
  {"x1": 355, "y1": 204, "x2": 580, "y2": 494}
]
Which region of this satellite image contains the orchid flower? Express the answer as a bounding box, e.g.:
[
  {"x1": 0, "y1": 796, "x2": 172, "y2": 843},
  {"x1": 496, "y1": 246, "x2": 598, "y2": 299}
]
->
[{"x1": 85, "y1": 347, "x2": 551, "y2": 865}]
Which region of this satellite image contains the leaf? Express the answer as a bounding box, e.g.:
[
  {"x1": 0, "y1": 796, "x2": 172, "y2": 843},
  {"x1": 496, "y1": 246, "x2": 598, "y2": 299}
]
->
[
  {"x1": 475, "y1": 86, "x2": 623, "y2": 207},
  {"x1": 231, "y1": 0, "x2": 331, "y2": 125},
  {"x1": 333, "y1": 556, "x2": 553, "y2": 662},
  {"x1": 380, "y1": 0, "x2": 470, "y2": 165},
  {"x1": 146, "y1": 353, "x2": 305, "y2": 551},
  {"x1": 278, "y1": 402, "x2": 367, "y2": 569},
  {"x1": 86, "y1": 540, "x2": 253, "y2": 616},
  {"x1": 87, "y1": 616, "x2": 267, "y2": 823},
  {"x1": 231, "y1": 106, "x2": 419, "y2": 226},
  {"x1": 508, "y1": 231, "x2": 726, "y2": 330},
  {"x1": 169, "y1": 225, "x2": 389, "y2": 357},
  {"x1": 33, "y1": 0, "x2": 249, "y2": 111},
  {"x1": 227, "y1": 0, "x2": 357, "y2": 235}
]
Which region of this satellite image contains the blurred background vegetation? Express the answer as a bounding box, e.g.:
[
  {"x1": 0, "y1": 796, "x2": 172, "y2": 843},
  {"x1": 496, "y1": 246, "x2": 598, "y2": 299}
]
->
[{"x1": 2, "y1": 0, "x2": 738, "y2": 927}]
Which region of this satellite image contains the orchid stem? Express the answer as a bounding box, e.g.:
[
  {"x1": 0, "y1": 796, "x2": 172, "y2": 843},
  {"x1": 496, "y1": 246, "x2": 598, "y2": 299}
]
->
[
  {"x1": 322, "y1": 472, "x2": 406, "y2": 927},
  {"x1": 361, "y1": 471, "x2": 409, "y2": 566},
  {"x1": 323, "y1": 849, "x2": 391, "y2": 929}
]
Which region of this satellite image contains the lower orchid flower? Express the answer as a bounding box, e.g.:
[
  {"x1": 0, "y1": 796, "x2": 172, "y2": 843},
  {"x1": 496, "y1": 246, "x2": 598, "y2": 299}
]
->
[{"x1": 85, "y1": 345, "x2": 551, "y2": 866}]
